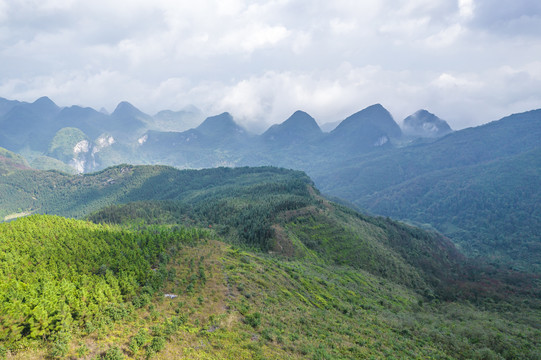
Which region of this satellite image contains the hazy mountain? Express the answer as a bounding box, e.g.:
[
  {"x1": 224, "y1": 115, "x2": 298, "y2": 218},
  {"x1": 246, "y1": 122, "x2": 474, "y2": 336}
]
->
[
  {"x1": 261, "y1": 110, "x2": 323, "y2": 147},
  {"x1": 320, "y1": 119, "x2": 341, "y2": 132},
  {"x1": 402, "y1": 109, "x2": 453, "y2": 138},
  {"x1": 153, "y1": 105, "x2": 204, "y2": 132},
  {"x1": 55, "y1": 105, "x2": 110, "y2": 139},
  {"x1": 0, "y1": 146, "x2": 30, "y2": 175},
  {"x1": 312, "y1": 108, "x2": 541, "y2": 272},
  {"x1": 109, "y1": 101, "x2": 151, "y2": 140},
  {"x1": 0, "y1": 97, "x2": 22, "y2": 117},
  {"x1": 196, "y1": 112, "x2": 249, "y2": 139},
  {"x1": 0, "y1": 96, "x2": 61, "y2": 151},
  {"x1": 321, "y1": 104, "x2": 402, "y2": 154},
  {"x1": 134, "y1": 113, "x2": 253, "y2": 169}
]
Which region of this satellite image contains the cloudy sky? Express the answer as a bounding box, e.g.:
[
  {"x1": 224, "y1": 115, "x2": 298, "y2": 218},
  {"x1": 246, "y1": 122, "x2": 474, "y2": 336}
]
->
[{"x1": 1, "y1": 0, "x2": 540, "y2": 131}]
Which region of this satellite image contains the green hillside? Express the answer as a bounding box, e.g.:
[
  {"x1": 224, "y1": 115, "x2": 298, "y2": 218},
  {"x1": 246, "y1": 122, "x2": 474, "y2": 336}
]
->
[
  {"x1": 1, "y1": 215, "x2": 539, "y2": 359},
  {"x1": 0, "y1": 147, "x2": 30, "y2": 175},
  {"x1": 0, "y1": 165, "x2": 456, "y2": 292},
  {"x1": 1, "y1": 165, "x2": 540, "y2": 358},
  {"x1": 312, "y1": 110, "x2": 541, "y2": 272},
  {"x1": 358, "y1": 147, "x2": 541, "y2": 272},
  {"x1": 47, "y1": 127, "x2": 89, "y2": 164},
  {"x1": 30, "y1": 155, "x2": 77, "y2": 174}
]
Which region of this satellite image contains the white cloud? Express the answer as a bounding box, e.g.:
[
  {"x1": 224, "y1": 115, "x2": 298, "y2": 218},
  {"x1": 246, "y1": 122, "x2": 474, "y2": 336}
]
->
[
  {"x1": 219, "y1": 24, "x2": 290, "y2": 54},
  {"x1": 0, "y1": 0, "x2": 540, "y2": 132},
  {"x1": 329, "y1": 18, "x2": 357, "y2": 35},
  {"x1": 425, "y1": 24, "x2": 464, "y2": 47},
  {"x1": 458, "y1": 0, "x2": 474, "y2": 19}
]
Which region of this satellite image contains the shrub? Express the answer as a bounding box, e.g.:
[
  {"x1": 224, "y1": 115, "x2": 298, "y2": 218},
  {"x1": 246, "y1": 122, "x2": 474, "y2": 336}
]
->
[
  {"x1": 244, "y1": 312, "x2": 262, "y2": 328},
  {"x1": 102, "y1": 346, "x2": 124, "y2": 360}
]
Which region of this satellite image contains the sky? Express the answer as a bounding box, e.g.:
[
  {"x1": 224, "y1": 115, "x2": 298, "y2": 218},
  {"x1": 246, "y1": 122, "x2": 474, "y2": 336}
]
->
[{"x1": 0, "y1": 0, "x2": 540, "y2": 132}]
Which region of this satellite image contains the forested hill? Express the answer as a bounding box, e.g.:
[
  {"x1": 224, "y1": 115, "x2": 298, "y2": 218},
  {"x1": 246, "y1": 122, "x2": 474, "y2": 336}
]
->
[
  {"x1": 0, "y1": 165, "x2": 311, "y2": 221},
  {"x1": 1, "y1": 164, "x2": 537, "y2": 300},
  {"x1": 1, "y1": 97, "x2": 539, "y2": 274},
  {"x1": 1, "y1": 166, "x2": 540, "y2": 358},
  {"x1": 1, "y1": 215, "x2": 539, "y2": 359},
  {"x1": 0, "y1": 146, "x2": 30, "y2": 175}
]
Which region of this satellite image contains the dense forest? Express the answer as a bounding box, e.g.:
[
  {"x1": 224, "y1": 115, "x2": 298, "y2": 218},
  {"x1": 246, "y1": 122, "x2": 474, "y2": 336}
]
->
[{"x1": 0, "y1": 215, "x2": 207, "y2": 358}]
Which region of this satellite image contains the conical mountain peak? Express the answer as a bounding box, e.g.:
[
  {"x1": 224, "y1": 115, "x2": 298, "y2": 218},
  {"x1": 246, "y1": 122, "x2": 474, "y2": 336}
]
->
[
  {"x1": 197, "y1": 112, "x2": 246, "y2": 138},
  {"x1": 32, "y1": 96, "x2": 60, "y2": 113},
  {"x1": 332, "y1": 104, "x2": 402, "y2": 139},
  {"x1": 262, "y1": 110, "x2": 322, "y2": 145},
  {"x1": 402, "y1": 109, "x2": 452, "y2": 138},
  {"x1": 112, "y1": 101, "x2": 145, "y2": 117},
  {"x1": 283, "y1": 110, "x2": 321, "y2": 130}
]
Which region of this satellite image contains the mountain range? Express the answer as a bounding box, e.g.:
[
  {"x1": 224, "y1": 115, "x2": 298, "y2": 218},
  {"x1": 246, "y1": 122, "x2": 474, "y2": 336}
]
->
[
  {"x1": 1, "y1": 95, "x2": 540, "y2": 358},
  {"x1": 1, "y1": 96, "x2": 540, "y2": 274}
]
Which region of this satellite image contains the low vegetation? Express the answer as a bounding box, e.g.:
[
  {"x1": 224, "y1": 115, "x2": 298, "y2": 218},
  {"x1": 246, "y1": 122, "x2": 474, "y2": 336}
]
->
[
  {"x1": 0, "y1": 215, "x2": 539, "y2": 359},
  {"x1": 0, "y1": 165, "x2": 539, "y2": 359}
]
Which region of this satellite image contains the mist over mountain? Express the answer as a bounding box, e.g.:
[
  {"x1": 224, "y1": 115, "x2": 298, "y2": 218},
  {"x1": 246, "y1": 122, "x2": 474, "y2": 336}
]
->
[
  {"x1": 402, "y1": 109, "x2": 453, "y2": 138},
  {"x1": 153, "y1": 105, "x2": 204, "y2": 132},
  {"x1": 1, "y1": 95, "x2": 540, "y2": 359},
  {"x1": 1, "y1": 96, "x2": 539, "y2": 273}
]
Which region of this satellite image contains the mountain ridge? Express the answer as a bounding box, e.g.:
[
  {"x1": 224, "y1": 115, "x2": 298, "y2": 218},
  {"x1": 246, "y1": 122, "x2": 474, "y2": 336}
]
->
[{"x1": 1, "y1": 96, "x2": 539, "y2": 273}]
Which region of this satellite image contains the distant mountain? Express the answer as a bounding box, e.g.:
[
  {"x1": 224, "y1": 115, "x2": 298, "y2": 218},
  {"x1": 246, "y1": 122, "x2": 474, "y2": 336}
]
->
[
  {"x1": 196, "y1": 112, "x2": 249, "y2": 140},
  {"x1": 55, "y1": 105, "x2": 110, "y2": 139},
  {"x1": 320, "y1": 119, "x2": 341, "y2": 132},
  {"x1": 402, "y1": 109, "x2": 452, "y2": 138},
  {"x1": 262, "y1": 110, "x2": 323, "y2": 147},
  {"x1": 334, "y1": 104, "x2": 402, "y2": 137},
  {"x1": 135, "y1": 113, "x2": 252, "y2": 168},
  {"x1": 1, "y1": 96, "x2": 540, "y2": 273},
  {"x1": 109, "y1": 101, "x2": 151, "y2": 140},
  {"x1": 0, "y1": 96, "x2": 61, "y2": 151},
  {"x1": 0, "y1": 146, "x2": 30, "y2": 175},
  {"x1": 321, "y1": 104, "x2": 402, "y2": 154},
  {"x1": 0, "y1": 97, "x2": 22, "y2": 117},
  {"x1": 153, "y1": 105, "x2": 204, "y2": 132},
  {"x1": 312, "y1": 108, "x2": 541, "y2": 272}
]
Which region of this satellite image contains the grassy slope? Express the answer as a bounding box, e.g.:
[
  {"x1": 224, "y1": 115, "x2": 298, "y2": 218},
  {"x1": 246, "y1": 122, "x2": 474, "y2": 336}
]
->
[
  {"x1": 1, "y1": 215, "x2": 539, "y2": 360},
  {"x1": 1, "y1": 165, "x2": 540, "y2": 359}
]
